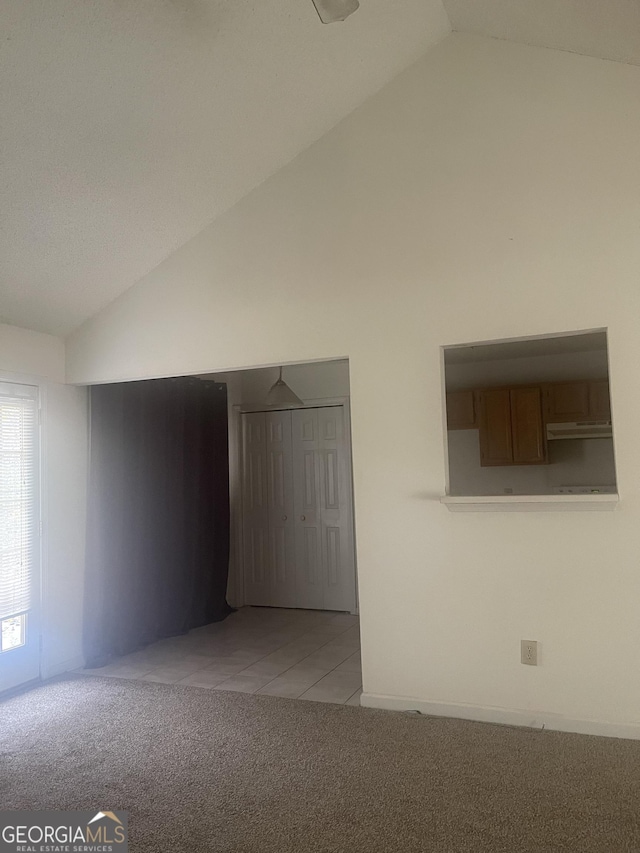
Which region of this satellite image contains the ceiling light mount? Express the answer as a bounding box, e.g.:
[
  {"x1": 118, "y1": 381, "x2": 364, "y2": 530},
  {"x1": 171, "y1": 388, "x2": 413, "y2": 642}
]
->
[
  {"x1": 265, "y1": 367, "x2": 304, "y2": 408},
  {"x1": 311, "y1": 0, "x2": 360, "y2": 24}
]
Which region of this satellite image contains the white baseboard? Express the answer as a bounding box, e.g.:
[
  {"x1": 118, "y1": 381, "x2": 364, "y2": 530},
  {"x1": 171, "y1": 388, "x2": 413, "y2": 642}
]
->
[
  {"x1": 360, "y1": 692, "x2": 640, "y2": 742},
  {"x1": 41, "y1": 655, "x2": 85, "y2": 680}
]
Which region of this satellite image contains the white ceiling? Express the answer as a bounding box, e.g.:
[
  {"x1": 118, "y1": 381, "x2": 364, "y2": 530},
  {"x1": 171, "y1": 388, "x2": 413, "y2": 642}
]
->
[
  {"x1": 3, "y1": 1, "x2": 640, "y2": 337},
  {"x1": 0, "y1": 0, "x2": 450, "y2": 335},
  {"x1": 443, "y1": 0, "x2": 640, "y2": 66}
]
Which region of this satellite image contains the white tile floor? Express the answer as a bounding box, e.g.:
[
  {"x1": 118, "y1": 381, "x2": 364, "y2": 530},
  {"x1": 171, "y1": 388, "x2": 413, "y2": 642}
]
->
[{"x1": 81, "y1": 607, "x2": 362, "y2": 706}]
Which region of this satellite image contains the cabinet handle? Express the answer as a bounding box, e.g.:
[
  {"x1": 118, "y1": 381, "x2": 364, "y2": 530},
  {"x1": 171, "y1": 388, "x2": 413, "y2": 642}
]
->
[
  {"x1": 300, "y1": 515, "x2": 306, "y2": 521},
  {"x1": 282, "y1": 515, "x2": 287, "y2": 521}
]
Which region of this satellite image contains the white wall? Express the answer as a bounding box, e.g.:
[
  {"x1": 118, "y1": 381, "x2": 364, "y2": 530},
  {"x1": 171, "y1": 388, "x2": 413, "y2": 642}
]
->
[
  {"x1": 0, "y1": 323, "x2": 65, "y2": 383},
  {"x1": 40, "y1": 381, "x2": 87, "y2": 677},
  {"x1": 66, "y1": 34, "x2": 640, "y2": 737},
  {"x1": 0, "y1": 324, "x2": 87, "y2": 679},
  {"x1": 448, "y1": 431, "x2": 616, "y2": 496}
]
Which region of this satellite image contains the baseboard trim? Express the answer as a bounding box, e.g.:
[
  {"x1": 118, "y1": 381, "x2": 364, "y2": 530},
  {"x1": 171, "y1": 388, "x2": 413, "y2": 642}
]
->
[
  {"x1": 41, "y1": 655, "x2": 85, "y2": 680},
  {"x1": 0, "y1": 677, "x2": 41, "y2": 702},
  {"x1": 360, "y1": 692, "x2": 640, "y2": 741}
]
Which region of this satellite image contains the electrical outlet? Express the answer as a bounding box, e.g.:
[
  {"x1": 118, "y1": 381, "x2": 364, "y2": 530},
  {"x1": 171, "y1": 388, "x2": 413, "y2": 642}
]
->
[{"x1": 521, "y1": 640, "x2": 538, "y2": 666}]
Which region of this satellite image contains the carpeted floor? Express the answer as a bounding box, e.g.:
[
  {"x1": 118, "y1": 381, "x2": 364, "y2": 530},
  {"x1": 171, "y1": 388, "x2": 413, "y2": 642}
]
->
[{"x1": 2, "y1": 676, "x2": 640, "y2": 852}]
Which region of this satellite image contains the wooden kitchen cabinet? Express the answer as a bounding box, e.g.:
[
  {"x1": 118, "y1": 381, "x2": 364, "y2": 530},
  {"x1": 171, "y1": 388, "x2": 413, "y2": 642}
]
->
[
  {"x1": 446, "y1": 390, "x2": 477, "y2": 430},
  {"x1": 545, "y1": 381, "x2": 590, "y2": 422},
  {"x1": 510, "y1": 387, "x2": 546, "y2": 464},
  {"x1": 544, "y1": 379, "x2": 611, "y2": 422},
  {"x1": 478, "y1": 389, "x2": 513, "y2": 466},
  {"x1": 451, "y1": 376, "x2": 609, "y2": 469},
  {"x1": 478, "y1": 386, "x2": 547, "y2": 467},
  {"x1": 588, "y1": 380, "x2": 611, "y2": 420}
]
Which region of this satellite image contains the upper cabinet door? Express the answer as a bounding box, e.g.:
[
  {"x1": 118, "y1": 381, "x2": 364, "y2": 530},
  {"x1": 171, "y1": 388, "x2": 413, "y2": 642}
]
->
[
  {"x1": 545, "y1": 381, "x2": 590, "y2": 422},
  {"x1": 478, "y1": 389, "x2": 513, "y2": 467},
  {"x1": 446, "y1": 390, "x2": 477, "y2": 430},
  {"x1": 589, "y1": 380, "x2": 611, "y2": 420},
  {"x1": 510, "y1": 387, "x2": 547, "y2": 465}
]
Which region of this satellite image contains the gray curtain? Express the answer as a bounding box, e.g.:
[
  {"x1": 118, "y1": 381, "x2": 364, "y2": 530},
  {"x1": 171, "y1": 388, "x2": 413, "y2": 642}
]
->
[{"x1": 83, "y1": 377, "x2": 231, "y2": 668}]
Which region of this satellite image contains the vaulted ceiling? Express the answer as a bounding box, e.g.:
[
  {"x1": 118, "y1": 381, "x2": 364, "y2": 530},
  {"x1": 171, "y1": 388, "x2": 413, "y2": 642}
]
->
[
  {"x1": 2, "y1": 0, "x2": 640, "y2": 336},
  {"x1": 443, "y1": 0, "x2": 640, "y2": 67},
  {"x1": 0, "y1": 0, "x2": 450, "y2": 335}
]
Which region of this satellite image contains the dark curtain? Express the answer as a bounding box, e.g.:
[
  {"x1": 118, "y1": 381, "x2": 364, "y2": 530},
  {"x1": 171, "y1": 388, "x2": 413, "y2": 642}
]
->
[{"x1": 83, "y1": 377, "x2": 232, "y2": 668}]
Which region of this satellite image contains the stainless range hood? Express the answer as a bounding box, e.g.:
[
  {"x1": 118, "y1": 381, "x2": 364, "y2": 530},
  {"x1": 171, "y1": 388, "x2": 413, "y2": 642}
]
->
[{"x1": 546, "y1": 421, "x2": 613, "y2": 440}]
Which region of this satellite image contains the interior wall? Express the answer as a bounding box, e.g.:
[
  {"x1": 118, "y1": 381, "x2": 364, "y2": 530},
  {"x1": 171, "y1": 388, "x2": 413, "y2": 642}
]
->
[
  {"x1": 40, "y1": 381, "x2": 88, "y2": 677},
  {"x1": 447, "y1": 432, "x2": 616, "y2": 496},
  {"x1": 0, "y1": 323, "x2": 65, "y2": 383},
  {"x1": 0, "y1": 324, "x2": 88, "y2": 679},
  {"x1": 66, "y1": 34, "x2": 640, "y2": 736}
]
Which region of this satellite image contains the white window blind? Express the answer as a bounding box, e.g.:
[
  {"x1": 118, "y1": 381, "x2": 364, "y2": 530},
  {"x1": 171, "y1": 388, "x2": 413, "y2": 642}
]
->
[{"x1": 0, "y1": 384, "x2": 37, "y2": 621}]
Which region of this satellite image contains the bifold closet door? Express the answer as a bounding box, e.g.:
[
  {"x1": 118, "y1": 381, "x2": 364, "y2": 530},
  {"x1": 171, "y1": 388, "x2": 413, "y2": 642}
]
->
[
  {"x1": 242, "y1": 411, "x2": 296, "y2": 607},
  {"x1": 242, "y1": 412, "x2": 269, "y2": 605},
  {"x1": 292, "y1": 407, "x2": 356, "y2": 613},
  {"x1": 291, "y1": 409, "x2": 323, "y2": 610},
  {"x1": 243, "y1": 406, "x2": 356, "y2": 612},
  {"x1": 265, "y1": 410, "x2": 296, "y2": 607}
]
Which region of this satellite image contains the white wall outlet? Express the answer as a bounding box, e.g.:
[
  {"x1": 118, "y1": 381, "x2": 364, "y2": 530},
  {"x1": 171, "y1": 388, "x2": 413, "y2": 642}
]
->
[{"x1": 521, "y1": 640, "x2": 538, "y2": 666}]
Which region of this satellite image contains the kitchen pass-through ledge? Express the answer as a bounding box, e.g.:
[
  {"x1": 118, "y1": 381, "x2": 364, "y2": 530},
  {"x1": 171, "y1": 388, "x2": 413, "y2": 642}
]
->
[{"x1": 441, "y1": 494, "x2": 619, "y2": 512}]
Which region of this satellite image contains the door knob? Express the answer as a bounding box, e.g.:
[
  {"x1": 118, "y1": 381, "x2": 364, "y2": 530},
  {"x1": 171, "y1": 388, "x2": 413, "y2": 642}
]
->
[{"x1": 300, "y1": 515, "x2": 306, "y2": 521}]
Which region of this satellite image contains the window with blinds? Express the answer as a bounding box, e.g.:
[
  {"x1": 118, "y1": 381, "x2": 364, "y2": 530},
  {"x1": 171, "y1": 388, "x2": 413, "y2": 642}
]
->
[{"x1": 0, "y1": 383, "x2": 38, "y2": 652}]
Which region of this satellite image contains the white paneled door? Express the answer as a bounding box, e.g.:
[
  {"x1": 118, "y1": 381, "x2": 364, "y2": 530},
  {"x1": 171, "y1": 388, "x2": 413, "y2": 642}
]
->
[
  {"x1": 315, "y1": 407, "x2": 356, "y2": 612},
  {"x1": 242, "y1": 406, "x2": 356, "y2": 612},
  {"x1": 291, "y1": 408, "x2": 324, "y2": 610},
  {"x1": 241, "y1": 412, "x2": 269, "y2": 606},
  {"x1": 266, "y1": 411, "x2": 296, "y2": 608}
]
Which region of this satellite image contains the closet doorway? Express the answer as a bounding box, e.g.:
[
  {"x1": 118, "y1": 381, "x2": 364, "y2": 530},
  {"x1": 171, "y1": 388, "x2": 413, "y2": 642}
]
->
[{"x1": 242, "y1": 404, "x2": 357, "y2": 613}]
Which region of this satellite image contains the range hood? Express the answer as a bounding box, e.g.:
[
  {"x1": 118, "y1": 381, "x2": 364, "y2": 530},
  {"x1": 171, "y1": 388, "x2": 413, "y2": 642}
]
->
[{"x1": 546, "y1": 421, "x2": 613, "y2": 440}]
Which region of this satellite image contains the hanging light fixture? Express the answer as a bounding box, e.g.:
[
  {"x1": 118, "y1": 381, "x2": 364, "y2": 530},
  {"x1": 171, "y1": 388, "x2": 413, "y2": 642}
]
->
[
  {"x1": 311, "y1": 0, "x2": 360, "y2": 24},
  {"x1": 265, "y1": 367, "x2": 304, "y2": 408}
]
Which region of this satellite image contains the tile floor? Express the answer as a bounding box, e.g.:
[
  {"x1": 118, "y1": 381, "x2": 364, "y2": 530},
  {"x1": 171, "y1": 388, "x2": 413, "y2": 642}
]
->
[{"x1": 81, "y1": 607, "x2": 362, "y2": 706}]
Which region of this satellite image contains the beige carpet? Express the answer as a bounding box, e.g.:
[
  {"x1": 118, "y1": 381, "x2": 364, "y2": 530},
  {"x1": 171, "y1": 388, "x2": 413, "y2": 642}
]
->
[{"x1": 2, "y1": 676, "x2": 640, "y2": 852}]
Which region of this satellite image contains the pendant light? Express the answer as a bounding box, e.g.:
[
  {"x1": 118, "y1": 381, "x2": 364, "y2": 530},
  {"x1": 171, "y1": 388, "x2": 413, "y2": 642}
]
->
[
  {"x1": 311, "y1": 0, "x2": 360, "y2": 24},
  {"x1": 265, "y1": 367, "x2": 304, "y2": 408}
]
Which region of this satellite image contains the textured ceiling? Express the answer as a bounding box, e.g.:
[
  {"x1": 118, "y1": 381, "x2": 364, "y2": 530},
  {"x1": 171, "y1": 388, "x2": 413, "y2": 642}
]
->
[
  {"x1": 0, "y1": 0, "x2": 450, "y2": 335},
  {"x1": 443, "y1": 0, "x2": 640, "y2": 65},
  {"x1": 4, "y1": 1, "x2": 640, "y2": 337}
]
